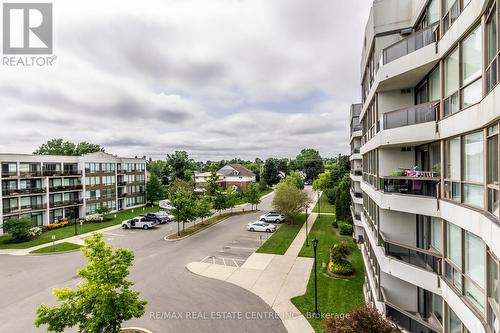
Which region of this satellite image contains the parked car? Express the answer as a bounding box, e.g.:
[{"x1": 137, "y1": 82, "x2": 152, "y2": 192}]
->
[
  {"x1": 247, "y1": 221, "x2": 276, "y2": 233},
  {"x1": 141, "y1": 212, "x2": 173, "y2": 224},
  {"x1": 259, "y1": 211, "x2": 285, "y2": 223},
  {"x1": 122, "y1": 217, "x2": 157, "y2": 230}
]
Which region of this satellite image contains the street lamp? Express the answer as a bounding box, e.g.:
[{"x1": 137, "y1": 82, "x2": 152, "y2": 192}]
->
[
  {"x1": 317, "y1": 191, "x2": 321, "y2": 218},
  {"x1": 305, "y1": 207, "x2": 309, "y2": 247},
  {"x1": 312, "y1": 237, "x2": 319, "y2": 319}
]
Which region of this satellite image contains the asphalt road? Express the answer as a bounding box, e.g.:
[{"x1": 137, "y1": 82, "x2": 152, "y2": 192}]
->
[{"x1": 0, "y1": 190, "x2": 310, "y2": 333}]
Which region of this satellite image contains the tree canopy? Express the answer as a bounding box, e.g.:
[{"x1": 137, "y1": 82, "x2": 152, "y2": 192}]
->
[
  {"x1": 33, "y1": 139, "x2": 104, "y2": 156},
  {"x1": 34, "y1": 233, "x2": 146, "y2": 333},
  {"x1": 272, "y1": 182, "x2": 311, "y2": 223},
  {"x1": 295, "y1": 148, "x2": 324, "y2": 182}
]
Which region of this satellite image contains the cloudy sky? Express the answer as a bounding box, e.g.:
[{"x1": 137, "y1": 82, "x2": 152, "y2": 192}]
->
[{"x1": 0, "y1": 0, "x2": 371, "y2": 161}]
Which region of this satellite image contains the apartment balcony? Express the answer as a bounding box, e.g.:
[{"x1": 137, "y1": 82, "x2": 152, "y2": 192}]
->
[
  {"x1": 49, "y1": 199, "x2": 83, "y2": 208},
  {"x1": 382, "y1": 288, "x2": 442, "y2": 333},
  {"x1": 351, "y1": 206, "x2": 362, "y2": 228},
  {"x1": 49, "y1": 185, "x2": 83, "y2": 193},
  {"x1": 1, "y1": 172, "x2": 18, "y2": 178},
  {"x1": 382, "y1": 23, "x2": 439, "y2": 65},
  {"x1": 380, "y1": 174, "x2": 440, "y2": 197},
  {"x1": 2, "y1": 187, "x2": 46, "y2": 196},
  {"x1": 118, "y1": 193, "x2": 127, "y2": 198},
  {"x1": 350, "y1": 189, "x2": 363, "y2": 204},
  {"x1": 350, "y1": 152, "x2": 362, "y2": 162},
  {"x1": 43, "y1": 170, "x2": 63, "y2": 177},
  {"x1": 380, "y1": 235, "x2": 442, "y2": 276},
  {"x1": 3, "y1": 204, "x2": 47, "y2": 214},
  {"x1": 381, "y1": 101, "x2": 438, "y2": 130},
  {"x1": 127, "y1": 191, "x2": 145, "y2": 197},
  {"x1": 19, "y1": 171, "x2": 43, "y2": 178},
  {"x1": 117, "y1": 181, "x2": 127, "y2": 186},
  {"x1": 61, "y1": 170, "x2": 82, "y2": 176}
]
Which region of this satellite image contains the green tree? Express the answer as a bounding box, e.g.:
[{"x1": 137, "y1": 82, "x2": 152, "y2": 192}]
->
[
  {"x1": 312, "y1": 171, "x2": 331, "y2": 191},
  {"x1": 272, "y1": 182, "x2": 311, "y2": 223},
  {"x1": 96, "y1": 206, "x2": 112, "y2": 221},
  {"x1": 225, "y1": 190, "x2": 238, "y2": 213},
  {"x1": 262, "y1": 158, "x2": 280, "y2": 186},
  {"x1": 245, "y1": 184, "x2": 261, "y2": 210},
  {"x1": 205, "y1": 169, "x2": 221, "y2": 196},
  {"x1": 146, "y1": 174, "x2": 166, "y2": 204},
  {"x1": 212, "y1": 190, "x2": 228, "y2": 215},
  {"x1": 33, "y1": 139, "x2": 104, "y2": 156},
  {"x1": 295, "y1": 148, "x2": 324, "y2": 182},
  {"x1": 166, "y1": 151, "x2": 194, "y2": 181},
  {"x1": 169, "y1": 189, "x2": 197, "y2": 236},
  {"x1": 281, "y1": 171, "x2": 304, "y2": 189},
  {"x1": 195, "y1": 196, "x2": 213, "y2": 224},
  {"x1": 3, "y1": 217, "x2": 33, "y2": 242},
  {"x1": 34, "y1": 233, "x2": 146, "y2": 333},
  {"x1": 335, "y1": 174, "x2": 352, "y2": 222},
  {"x1": 147, "y1": 160, "x2": 168, "y2": 184}
]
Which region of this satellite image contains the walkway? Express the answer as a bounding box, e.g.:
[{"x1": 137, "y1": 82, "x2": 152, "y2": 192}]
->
[{"x1": 187, "y1": 211, "x2": 319, "y2": 333}]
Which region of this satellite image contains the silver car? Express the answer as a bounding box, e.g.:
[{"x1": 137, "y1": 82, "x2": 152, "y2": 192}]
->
[{"x1": 247, "y1": 221, "x2": 276, "y2": 233}]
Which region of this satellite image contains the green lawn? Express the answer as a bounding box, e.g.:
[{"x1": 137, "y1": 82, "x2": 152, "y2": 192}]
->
[
  {"x1": 0, "y1": 205, "x2": 158, "y2": 249},
  {"x1": 30, "y1": 242, "x2": 82, "y2": 254},
  {"x1": 291, "y1": 215, "x2": 364, "y2": 333},
  {"x1": 312, "y1": 193, "x2": 335, "y2": 214},
  {"x1": 256, "y1": 214, "x2": 306, "y2": 255}
]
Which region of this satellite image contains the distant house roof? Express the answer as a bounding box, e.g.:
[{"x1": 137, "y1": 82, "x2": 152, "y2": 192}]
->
[{"x1": 218, "y1": 164, "x2": 256, "y2": 177}]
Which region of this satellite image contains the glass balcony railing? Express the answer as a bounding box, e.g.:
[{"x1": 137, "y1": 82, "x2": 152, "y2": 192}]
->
[
  {"x1": 383, "y1": 23, "x2": 439, "y2": 65},
  {"x1": 380, "y1": 236, "x2": 442, "y2": 275},
  {"x1": 3, "y1": 203, "x2": 47, "y2": 214},
  {"x1": 49, "y1": 199, "x2": 83, "y2": 208},
  {"x1": 380, "y1": 176, "x2": 440, "y2": 197},
  {"x1": 49, "y1": 185, "x2": 83, "y2": 192},
  {"x1": 352, "y1": 170, "x2": 362, "y2": 176},
  {"x1": 382, "y1": 102, "x2": 438, "y2": 130}
]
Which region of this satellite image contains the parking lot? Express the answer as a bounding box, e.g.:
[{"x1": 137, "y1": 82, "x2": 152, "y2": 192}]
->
[{"x1": 199, "y1": 228, "x2": 276, "y2": 267}]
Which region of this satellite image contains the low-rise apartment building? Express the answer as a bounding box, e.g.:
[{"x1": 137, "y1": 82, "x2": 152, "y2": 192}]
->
[
  {"x1": 0, "y1": 152, "x2": 147, "y2": 232},
  {"x1": 355, "y1": 0, "x2": 500, "y2": 332}
]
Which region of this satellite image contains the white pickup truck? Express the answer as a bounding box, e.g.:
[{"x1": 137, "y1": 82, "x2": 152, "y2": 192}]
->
[{"x1": 122, "y1": 217, "x2": 156, "y2": 230}]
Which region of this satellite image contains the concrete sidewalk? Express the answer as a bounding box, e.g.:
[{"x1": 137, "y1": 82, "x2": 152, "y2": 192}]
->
[{"x1": 187, "y1": 211, "x2": 319, "y2": 333}]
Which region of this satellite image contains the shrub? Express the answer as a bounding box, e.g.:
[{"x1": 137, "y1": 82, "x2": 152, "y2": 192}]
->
[
  {"x1": 331, "y1": 220, "x2": 339, "y2": 228},
  {"x1": 339, "y1": 223, "x2": 353, "y2": 236},
  {"x1": 328, "y1": 260, "x2": 354, "y2": 276},
  {"x1": 330, "y1": 241, "x2": 351, "y2": 262},
  {"x1": 85, "y1": 214, "x2": 103, "y2": 223},
  {"x1": 3, "y1": 217, "x2": 33, "y2": 242},
  {"x1": 325, "y1": 305, "x2": 401, "y2": 333},
  {"x1": 47, "y1": 220, "x2": 69, "y2": 229},
  {"x1": 29, "y1": 227, "x2": 43, "y2": 238},
  {"x1": 324, "y1": 188, "x2": 336, "y2": 205}
]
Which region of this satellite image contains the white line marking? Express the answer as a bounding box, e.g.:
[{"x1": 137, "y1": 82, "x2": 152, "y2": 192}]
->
[
  {"x1": 200, "y1": 256, "x2": 209, "y2": 263},
  {"x1": 212, "y1": 257, "x2": 215, "y2": 264},
  {"x1": 232, "y1": 259, "x2": 239, "y2": 267},
  {"x1": 222, "y1": 258, "x2": 226, "y2": 266}
]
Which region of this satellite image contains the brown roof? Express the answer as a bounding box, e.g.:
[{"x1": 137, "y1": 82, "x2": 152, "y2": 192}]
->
[{"x1": 219, "y1": 163, "x2": 256, "y2": 177}]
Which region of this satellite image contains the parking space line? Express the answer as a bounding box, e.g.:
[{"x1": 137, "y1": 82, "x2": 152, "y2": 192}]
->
[
  {"x1": 222, "y1": 258, "x2": 226, "y2": 266},
  {"x1": 232, "y1": 259, "x2": 239, "y2": 267},
  {"x1": 212, "y1": 257, "x2": 215, "y2": 264},
  {"x1": 224, "y1": 246, "x2": 257, "y2": 251},
  {"x1": 200, "y1": 256, "x2": 209, "y2": 263}
]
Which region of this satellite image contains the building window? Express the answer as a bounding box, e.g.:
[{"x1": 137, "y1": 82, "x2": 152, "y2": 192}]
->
[
  {"x1": 444, "y1": 48, "x2": 460, "y2": 116},
  {"x1": 486, "y1": 4, "x2": 499, "y2": 94},
  {"x1": 460, "y1": 26, "x2": 482, "y2": 109},
  {"x1": 488, "y1": 252, "x2": 500, "y2": 333},
  {"x1": 488, "y1": 124, "x2": 500, "y2": 218},
  {"x1": 464, "y1": 232, "x2": 485, "y2": 311}
]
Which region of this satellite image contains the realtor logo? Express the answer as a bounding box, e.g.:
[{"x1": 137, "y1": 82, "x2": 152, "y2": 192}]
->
[{"x1": 2, "y1": 3, "x2": 53, "y2": 54}]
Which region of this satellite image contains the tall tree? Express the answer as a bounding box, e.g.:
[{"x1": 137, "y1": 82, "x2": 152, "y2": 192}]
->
[
  {"x1": 245, "y1": 184, "x2": 261, "y2": 210},
  {"x1": 272, "y1": 182, "x2": 311, "y2": 223},
  {"x1": 225, "y1": 190, "x2": 238, "y2": 213},
  {"x1": 147, "y1": 160, "x2": 168, "y2": 184},
  {"x1": 33, "y1": 139, "x2": 104, "y2": 156},
  {"x1": 34, "y1": 233, "x2": 146, "y2": 333},
  {"x1": 166, "y1": 151, "x2": 194, "y2": 181},
  {"x1": 205, "y1": 169, "x2": 221, "y2": 196},
  {"x1": 146, "y1": 174, "x2": 166, "y2": 204},
  {"x1": 169, "y1": 189, "x2": 197, "y2": 236},
  {"x1": 335, "y1": 174, "x2": 352, "y2": 222},
  {"x1": 281, "y1": 171, "x2": 304, "y2": 189},
  {"x1": 262, "y1": 158, "x2": 280, "y2": 186},
  {"x1": 212, "y1": 190, "x2": 228, "y2": 215},
  {"x1": 195, "y1": 196, "x2": 213, "y2": 224},
  {"x1": 295, "y1": 148, "x2": 324, "y2": 181}
]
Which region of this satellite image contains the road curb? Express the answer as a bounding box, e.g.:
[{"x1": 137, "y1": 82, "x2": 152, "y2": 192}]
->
[
  {"x1": 121, "y1": 327, "x2": 154, "y2": 333},
  {"x1": 28, "y1": 248, "x2": 82, "y2": 256}
]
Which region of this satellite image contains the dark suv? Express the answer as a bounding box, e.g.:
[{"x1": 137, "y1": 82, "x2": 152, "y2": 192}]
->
[{"x1": 141, "y1": 212, "x2": 171, "y2": 224}]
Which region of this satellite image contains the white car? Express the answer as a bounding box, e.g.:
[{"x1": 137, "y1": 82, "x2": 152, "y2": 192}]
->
[
  {"x1": 247, "y1": 221, "x2": 276, "y2": 233},
  {"x1": 122, "y1": 217, "x2": 156, "y2": 230},
  {"x1": 259, "y1": 211, "x2": 285, "y2": 223}
]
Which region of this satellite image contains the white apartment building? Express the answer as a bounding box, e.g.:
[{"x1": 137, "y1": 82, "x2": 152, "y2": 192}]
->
[
  {"x1": 355, "y1": 0, "x2": 500, "y2": 332},
  {"x1": 351, "y1": 103, "x2": 365, "y2": 242},
  {"x1": 0, "y1": 152, "x2": 147, "y2": 233}
]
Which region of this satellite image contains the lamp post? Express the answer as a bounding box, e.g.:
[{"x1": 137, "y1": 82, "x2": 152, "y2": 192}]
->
[
  {"x1": 305, "y1": 207, "x2": 309, "y2": 247},
  {"x1": 312, "y1": 237, "x2": 319, "y2": 319},
  {"x1": 317, "y1": 191, "x2": 321, "y2": 218}
]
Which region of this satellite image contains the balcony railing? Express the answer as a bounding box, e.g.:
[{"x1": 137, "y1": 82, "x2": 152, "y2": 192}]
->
[
  {"x1": 350, "y1": 206, "x2": 361, "y2": 221},
  {"x1": 382, "y1": 288, "x2": 442, "y2": 333},
  {"x1": 3, "y1": 204, "x2": 47, "y2": 214},
  {"x1": 2, "y1": 187, "x2": 46, "y2": 196},
  {"x1": 350, "y1": 189, "x2": 363, "y2": 199},
  {"x1": 351, "y1": 148, "x2": 360, "y2": 154},
  {"x1": 117, "y1": 181, "x2": 127, "y2": 186},
  {"x1": 380, "y1": 176, "x2": 439, "y2": 197},
  {"x1": 62, "y1": 170, "x2": 82, "y2": 176},
  {"x1": 1, "y1": 172, "x2": 18, "y2": 178},
  {"x1": 19, "y1": 171, "x2": 43, "y2": 177},
  {"x1": 383, "y1": 23, "x2": 439, "y2": 65},
  {"x1": 43, "y1": 170, "x2": 63, "y2": 176},
  {"x1": 352, "y1": 170, "x2": 362, "y2": 176},
  {"x1": 382, "y1": 102, "x2": 438, "y2": 130},
  {"x1": 49, "y1": 185, "x2": 83, "y2": 192},
  {"x1": 49, "y1": 199, "x2": 83, "y2": 208},
  {"x1": 380, "y1": 235, "x2": 442, "y2": 275}
]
